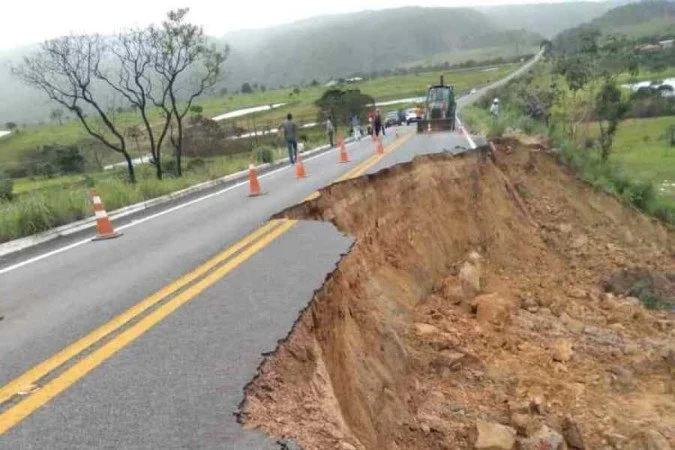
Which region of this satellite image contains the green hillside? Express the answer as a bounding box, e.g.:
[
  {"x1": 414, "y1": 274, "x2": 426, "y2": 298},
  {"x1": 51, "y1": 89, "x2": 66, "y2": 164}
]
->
[
  {"x1": 554, "y1": 0, "x2": 675, "y2": 50},
  {"x1": 479, "y1": 1, "x2": 629, "y2": 38},
  {"x1": 217, "y1": 7, "x2": 541, "y2": 91}
]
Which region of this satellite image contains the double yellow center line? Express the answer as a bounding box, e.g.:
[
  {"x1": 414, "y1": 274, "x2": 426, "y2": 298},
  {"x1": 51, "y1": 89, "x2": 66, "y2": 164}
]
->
[{"x1": 0, "y1": 130, "x2": 413, "y2": 435}]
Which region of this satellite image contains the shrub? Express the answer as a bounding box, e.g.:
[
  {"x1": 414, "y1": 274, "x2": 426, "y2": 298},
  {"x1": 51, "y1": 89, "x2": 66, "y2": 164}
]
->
[
  {"x1": 163, "y1": 160, "x2": 178, "y2": 177},
  {"x1": 625, "y1": 181, "x2": 654, "y2": 210},
  {"x1": 186, "y1": 157, "x2": 206, "y2": 172},
  {"x1": 0, "y1": 172, "x2": 13, "y2": 201},
  {"x1": 254, "y1": 145, "x2": 275, "y2": 164}
]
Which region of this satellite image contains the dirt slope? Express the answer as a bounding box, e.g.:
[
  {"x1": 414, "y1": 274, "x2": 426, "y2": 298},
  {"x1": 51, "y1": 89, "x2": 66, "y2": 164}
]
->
[{"x1": 240, "y1": 138, "x2": 674, "y2": 450}]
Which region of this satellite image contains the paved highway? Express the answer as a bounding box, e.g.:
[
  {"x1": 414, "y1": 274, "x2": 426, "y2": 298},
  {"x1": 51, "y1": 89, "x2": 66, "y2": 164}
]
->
[{"x1": 0, "y1": 54, "x2": 540, "y2": 448}]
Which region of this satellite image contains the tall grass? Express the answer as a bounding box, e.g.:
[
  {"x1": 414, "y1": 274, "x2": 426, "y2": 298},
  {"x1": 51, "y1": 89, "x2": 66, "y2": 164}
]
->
[{"x1": 0, "y1": 152, "x2": 258, "y2": 243}]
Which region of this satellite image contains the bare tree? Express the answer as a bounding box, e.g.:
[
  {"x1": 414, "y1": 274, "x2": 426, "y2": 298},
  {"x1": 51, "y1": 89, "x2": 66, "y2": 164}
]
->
[
  {"x1": 12, "y1": 35, "x2": 136, "y2": 182},
  {"x1": 96, "y1": 29, "x2": 172, "y2": 179},
  {"x1": 151, "y1": 8, "x2": 227, "y2": 176}
]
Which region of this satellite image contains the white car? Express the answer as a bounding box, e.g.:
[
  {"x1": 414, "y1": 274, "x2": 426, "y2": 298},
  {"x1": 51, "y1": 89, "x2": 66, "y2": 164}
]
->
[
  {"x1": 405, "y1": 109, "x2": 420, "y2": 125},
  {"x1": 470, "y1": 88, "x2": 477, "y2": 94}
]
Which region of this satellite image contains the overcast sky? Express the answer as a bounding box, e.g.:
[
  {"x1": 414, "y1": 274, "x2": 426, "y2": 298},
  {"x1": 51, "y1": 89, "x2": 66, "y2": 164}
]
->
[{"x1": 3, "y1": 0, "x2": 593, "y2": 51}]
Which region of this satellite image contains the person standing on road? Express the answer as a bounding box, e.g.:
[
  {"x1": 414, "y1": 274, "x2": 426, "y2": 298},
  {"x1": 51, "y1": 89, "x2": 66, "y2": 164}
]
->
[
  {"x1": 374, "y1": 109, "x2": 383, "y2": 138},
  {"x1": 325, "y1": 117, "x2": 335, "y2": 147},
  {"x1": 351, "y1": 115, "x2": 361, "y2": 141},
  {"x1": 281, "y1": 113, "x2": 298, "y2": 164}
]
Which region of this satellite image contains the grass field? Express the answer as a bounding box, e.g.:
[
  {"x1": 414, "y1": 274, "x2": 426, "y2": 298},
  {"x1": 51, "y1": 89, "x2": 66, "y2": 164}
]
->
[
  {"x1": 404, "y1": 46, "x2": 538, "y2": 68},
  {"x1": 606, "y1": 117, "x2": 675, "y2": 208}
]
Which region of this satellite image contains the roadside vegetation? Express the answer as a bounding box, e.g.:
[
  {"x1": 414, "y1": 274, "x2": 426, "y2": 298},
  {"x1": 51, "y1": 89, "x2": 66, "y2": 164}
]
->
[{"x1": 463, "y1": 7, "x2": 675, "y2": 230}]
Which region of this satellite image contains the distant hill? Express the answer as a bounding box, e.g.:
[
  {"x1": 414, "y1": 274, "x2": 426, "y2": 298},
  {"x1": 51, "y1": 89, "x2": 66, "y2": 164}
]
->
[
  {"x1": 217, "y1": 7, "x2": 541, "y2": 91},
  {"x1": 478, "y1": 1, "x2": 632, "y2": 38},
  {"x1": 554, "y1": 0, "x2": 675, "y2": 51}
]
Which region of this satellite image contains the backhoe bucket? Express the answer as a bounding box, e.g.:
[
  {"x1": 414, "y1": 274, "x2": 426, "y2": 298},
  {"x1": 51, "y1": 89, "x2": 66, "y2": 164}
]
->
[{"x1": 417, "y1": 117, "x2": 456, "y2": 133}]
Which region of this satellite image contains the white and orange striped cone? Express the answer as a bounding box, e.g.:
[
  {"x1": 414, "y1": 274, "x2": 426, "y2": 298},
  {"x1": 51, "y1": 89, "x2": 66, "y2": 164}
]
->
[
  {"x1": 427, "y1": 122, "x2": 432, "y2": 135},
  {"x1": 90, "y1": 190, "x2": 121, "y2": 241},
  {"x1": 338, "y1": 137, "x2": 350, "y2": 163},
  {"x1": 295, "y1": 153, "x2": 307, "y2": 179},
  {"x1": 248, "y1": 163, "x2": 262, "y2": 196},
  {"x1": 376, "y1": 137, "x2": 385, "y2": 155}
]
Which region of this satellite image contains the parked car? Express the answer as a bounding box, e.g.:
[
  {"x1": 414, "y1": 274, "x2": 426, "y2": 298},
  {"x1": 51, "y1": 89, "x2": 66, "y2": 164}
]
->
[
  {"x1": 385, "y1": 111, "x2": 401, "y2": 127},
  {"x1": 405, "y1": 108, "x2": 421, "y2": 125},
  {"x1": 470, "y1": 88, "x2": 477, "y2": 94}
]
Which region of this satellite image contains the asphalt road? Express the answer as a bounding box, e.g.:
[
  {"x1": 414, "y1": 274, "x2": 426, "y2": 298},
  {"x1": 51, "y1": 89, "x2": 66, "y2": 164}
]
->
[{"x1": 0, "y1": 54, "x2": 540, "y2": 448}]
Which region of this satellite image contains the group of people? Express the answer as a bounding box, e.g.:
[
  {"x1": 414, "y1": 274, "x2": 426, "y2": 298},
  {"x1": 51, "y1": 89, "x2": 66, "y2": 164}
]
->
[{"x1": 279, "y1": 109, "x2": 389, "y2": 164}]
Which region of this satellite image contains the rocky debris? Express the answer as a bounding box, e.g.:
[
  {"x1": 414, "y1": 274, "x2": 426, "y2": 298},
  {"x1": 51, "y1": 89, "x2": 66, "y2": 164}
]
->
[
  {"x1": 566, "y1": 287, "x2": 587, "y2": 299},
  {"x1": 602, "y1": 268, "x2": 675, "y2": 307},
  {"x1": 414, "y1": 323, "x2": 441, "y2": 336},
  {"x1": 436, "y1": 277, "x2": 465, "y2": 304},
  {"x1": 551, "y1": 339, "x2": 574, "y2": 362},
  {"x1": 340, "y1": 442, "x2": 357, "y2": 450},
  {"x1": 460, "y1": 258, "x2": 482, "y2": 296},
  {"x1": 609, "y1": 366, "x2": 636, "y2": 392},
  {"x1": 475, "y1": 294, "x2": 513, "y2": 326},
  {"x1": 562, "y1": 417, "x2": 585, "y2": 449},
  {"x1": 625, "y1": 430, "x2": 671, "y2": 450},
  {"x1": 559, "y1": 313, "x2": 585, "y2": 334},
  {"x1": 509, "y1": 413, "x2": 540, "y2": 437},
  {"x1": 600, "y1": 292, "x2": 619, "y2": 310},
  {"x1": 605, "y1": 432, "x2": 629, "y2": 448},
  {"x1": 473, "y1": 420, "x2": 516, "y2": 450},
  {"x1": 571, "y1": 234, "x2": 589, "y2": 249},
  {"x1": 519, "y1": 425, "x2": 566, "y2": 450}
]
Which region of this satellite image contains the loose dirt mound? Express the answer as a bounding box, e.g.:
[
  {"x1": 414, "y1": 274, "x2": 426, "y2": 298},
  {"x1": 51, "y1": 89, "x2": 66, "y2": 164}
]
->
[{"x1": 240, "y1": 138, "x2": 674, "y2": 450}]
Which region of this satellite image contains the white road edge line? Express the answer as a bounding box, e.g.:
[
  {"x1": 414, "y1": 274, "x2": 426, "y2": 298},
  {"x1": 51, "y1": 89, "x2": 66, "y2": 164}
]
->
[
  {"x1": 0, "y1": 144, "x2": 352, "y2": 275},
  {"x1": 455, "y1": 117, "x2": 477, "y2": 150}
]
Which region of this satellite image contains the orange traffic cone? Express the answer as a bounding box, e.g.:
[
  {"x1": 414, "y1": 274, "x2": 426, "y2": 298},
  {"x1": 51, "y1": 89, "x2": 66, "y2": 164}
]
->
[
  {"x1": 376, "y1": 137, "x2": 385, "y2": 155},
  {"x1": 427, "y1": 122, "x2": 432, "y2": 134},
  {"x1": 295, "y1": 153, "x2": 307, "y2": 179},
  {"x1": 458, "y1": 127, "x2": 466, "y2": 136},
  {"x1": 90, "y1": 190, "x2": 121, "y2": 241},
  {"x1": 248, "y1": 163, "x2": 262, "y2": 196},
  {"x1": 338, "y1": 137, "x2": 350, "y2": 163}
]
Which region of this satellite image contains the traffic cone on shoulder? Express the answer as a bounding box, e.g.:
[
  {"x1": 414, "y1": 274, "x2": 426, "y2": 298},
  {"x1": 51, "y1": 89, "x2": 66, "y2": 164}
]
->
[
  {"x1": 338, "y1": 137, "x2": 350, "y2": 163},
  {"x1": 427, "y1": 122, "x2": 432, "y2": 134},
  {"x1": 376, "y1": 137, "x2": 385, "y2": 155},
  {"x1": 248, "y1": 162, "x2": 262, "y2": 196},
  {"x1": 295, "y1": 153, "x2": 307, "y2": 179},
  {"x1": 395, "y1": 129, "x2": 400, "y2": 139},
  {"x1": 90, "y1": 190, "x2": 121, "y2": 241}
]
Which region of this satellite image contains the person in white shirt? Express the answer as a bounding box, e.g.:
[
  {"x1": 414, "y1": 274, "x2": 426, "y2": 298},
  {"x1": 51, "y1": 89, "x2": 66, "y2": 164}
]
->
[{"x1": 489, "y1": 98, "x2": 500, "y2": 120}]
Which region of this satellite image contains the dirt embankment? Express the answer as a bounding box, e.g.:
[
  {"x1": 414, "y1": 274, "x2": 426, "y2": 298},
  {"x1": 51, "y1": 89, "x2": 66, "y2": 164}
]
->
[{"x1": 241, "y1": 138, "x2": 674, "y2": 450}]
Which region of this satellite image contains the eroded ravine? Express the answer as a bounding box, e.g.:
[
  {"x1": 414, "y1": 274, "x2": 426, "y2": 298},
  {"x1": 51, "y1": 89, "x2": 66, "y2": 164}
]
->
[{"x1": 240, "y1": 139, "x2": 674, "y2": 450}]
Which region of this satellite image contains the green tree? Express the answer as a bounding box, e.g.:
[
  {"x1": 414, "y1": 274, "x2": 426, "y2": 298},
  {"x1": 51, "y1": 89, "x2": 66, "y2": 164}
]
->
[
  {"x1": 315, "y1": 89, "x2": 374, "y2": 128},
  {"x1": 241, "y1": 82, "x2": 253, "y2": 93},
  {"x1": 5, "y1": 122, "x2": 17, "y2": 132},
  {"x1": 190, "y1": 105, "x2": 204, "y2": 119},
  {"x1": 596, "y1": 80, "x2": 629, "y2": 161}
]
